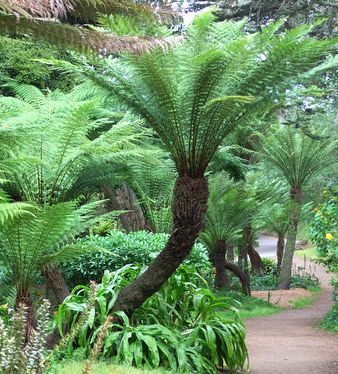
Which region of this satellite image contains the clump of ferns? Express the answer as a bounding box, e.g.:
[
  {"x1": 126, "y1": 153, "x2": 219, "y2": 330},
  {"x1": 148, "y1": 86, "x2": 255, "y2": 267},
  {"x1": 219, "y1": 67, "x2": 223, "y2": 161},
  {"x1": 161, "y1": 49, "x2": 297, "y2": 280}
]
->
[{"x1": 0, "y1": 300, "x2": 50, "y2": 374}]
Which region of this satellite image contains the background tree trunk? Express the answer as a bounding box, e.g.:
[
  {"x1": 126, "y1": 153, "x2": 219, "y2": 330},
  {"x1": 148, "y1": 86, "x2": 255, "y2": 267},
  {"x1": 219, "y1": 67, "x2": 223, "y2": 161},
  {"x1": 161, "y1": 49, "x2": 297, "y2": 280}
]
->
[
  {"x1": 102, "y1": 183, "x2": 146, "y2": 232},
  {"x1": 43, "y1": 264, "x2": 69, "y2": 305},
  {"x1": 209, "y1": 240, "x2": 230, "y2": 289},
  {"x1": 112, "y1": 175, "x2": 209, "y2": 316},
  {"x1": 276, "y1": 233, "x2": 285, "y2": 273},
  {"x1": 278, "y1": 188, "x2": 302, "y2": 289},
  {"x1": 245, "y1": 226, "x2": 264, "y2": 274},
  {"x1": 238, "y1": 241, "x2": 249, "y2": 274},
  {"x1": 224, "y1": 260, "x2": 251, "y2": 296}
]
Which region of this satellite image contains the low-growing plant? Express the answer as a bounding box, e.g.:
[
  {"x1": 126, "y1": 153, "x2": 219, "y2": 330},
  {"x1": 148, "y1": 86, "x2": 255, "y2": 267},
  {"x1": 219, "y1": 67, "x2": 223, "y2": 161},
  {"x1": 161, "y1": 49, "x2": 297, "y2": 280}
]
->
[
  {"x1": 0, "y1": 300, "x2": 50, "y2": 373},
  {"x1": 55, "y1": 265, "x2": 248, "y2": 373},
  {"x1": 249, "y1": 272, "x2": 320, "y2": 291},
  {"x1": 61, "y1": 231, "x2": 210, "y2": 287},
  {"x1": 261, "y1": 258, "x2": 277, "y2": 275}
]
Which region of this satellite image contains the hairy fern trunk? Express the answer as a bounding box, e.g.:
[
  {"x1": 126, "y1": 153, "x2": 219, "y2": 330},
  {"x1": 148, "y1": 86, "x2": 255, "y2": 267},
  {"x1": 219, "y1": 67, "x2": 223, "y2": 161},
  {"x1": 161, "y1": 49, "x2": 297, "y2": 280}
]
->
[
  {"x1": 44, "y1": 265, "x2": 70, "y2": 305},
  {"x1": 224, "y1": 260, "x2": 251, "y2": 296},
  {"x1": 112, "y1": 176, "x2": 208, "y2": 315},
  {"x1": 278, "y1": 188, "x2": 302, "y2": 289},
  {"x1": 209, "y1": 240, "x2": 230, "y2": 289},
  {"x1": 245, "y1": 226, "x2": 264, "y2": 274}
]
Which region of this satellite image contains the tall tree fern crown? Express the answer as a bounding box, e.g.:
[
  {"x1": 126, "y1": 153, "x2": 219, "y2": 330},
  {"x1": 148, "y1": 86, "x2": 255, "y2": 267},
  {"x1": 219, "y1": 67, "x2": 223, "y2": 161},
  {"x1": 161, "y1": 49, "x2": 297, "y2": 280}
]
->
[
  {"x1": 261, "y1": 128, "x2": 337, "y2": 190},
  {"x1": 89, "y1": 13, "x2": 337, "y2": 177}
]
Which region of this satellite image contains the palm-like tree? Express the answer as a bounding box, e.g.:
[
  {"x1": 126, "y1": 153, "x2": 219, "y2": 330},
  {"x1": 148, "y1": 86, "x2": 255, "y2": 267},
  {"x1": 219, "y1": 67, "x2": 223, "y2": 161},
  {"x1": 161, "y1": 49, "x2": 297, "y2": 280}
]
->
[
  {"x1": 200, "y1": 176, "x2": 252, "y2": 295},
  {"x1": 262, "y1": 128, "x2": 337, "y2": 289},
  {"x1": 0, "y1": 82, "x2": 149, "y2": 302},
  {"x1": 82, "y1": 14, "x2": 337, "y2": 315},
  {"x1": 0, "y1": 200, "x2": 101, "y2": 340}
]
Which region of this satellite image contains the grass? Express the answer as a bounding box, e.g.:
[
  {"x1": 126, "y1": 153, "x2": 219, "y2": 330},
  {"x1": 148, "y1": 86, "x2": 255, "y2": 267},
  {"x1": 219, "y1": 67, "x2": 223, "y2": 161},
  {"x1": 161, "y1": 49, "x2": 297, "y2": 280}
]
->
[
  {"x1": 294, "y1": 246, "x2": 318, "y2": 260},
  {"x1": 57, "y1": 361, "x2": 169, "y2": 374},
  {"x1": 290, "y1": 287, "x2": 321, "y2": 309},
  {"x1": 217, "y1": 290, "x2": 281, "y2": 319}
]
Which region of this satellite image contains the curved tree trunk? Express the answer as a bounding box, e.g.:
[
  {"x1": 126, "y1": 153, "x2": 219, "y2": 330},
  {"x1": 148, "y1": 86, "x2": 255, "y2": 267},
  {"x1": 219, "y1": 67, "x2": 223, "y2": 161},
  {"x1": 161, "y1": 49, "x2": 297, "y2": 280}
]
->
[
  {"x1": 278, "y1": 188, "x2": 302, "y2": 289},
  {"x1": 43, "y1": 264, "x2": 70, "y2": 305},
  {"x1": 15, "y1": 292, "x2": 37, "y2": 344},
  {"x1": 112, "y1": 175, "x2": 209, "y2": 315},
  {"x1": 245, "y1": 226, "x2": 264, "y2": 274},
  {"x1": 276, "y1": 233, "x2": 285, "y2": 274},
  {"x1": 209, "y1": 240, "x2": 230, "y2": 289},
  {"x1": 224, "y1": 260, "x2": 251, "y2": 296}
]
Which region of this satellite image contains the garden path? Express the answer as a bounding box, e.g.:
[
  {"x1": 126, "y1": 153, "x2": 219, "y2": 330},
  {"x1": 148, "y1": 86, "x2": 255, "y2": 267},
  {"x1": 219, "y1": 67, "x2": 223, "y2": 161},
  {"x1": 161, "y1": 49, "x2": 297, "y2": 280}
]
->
[{"x1": 244, "y1": 236, "x2": 338, "y2": 374}]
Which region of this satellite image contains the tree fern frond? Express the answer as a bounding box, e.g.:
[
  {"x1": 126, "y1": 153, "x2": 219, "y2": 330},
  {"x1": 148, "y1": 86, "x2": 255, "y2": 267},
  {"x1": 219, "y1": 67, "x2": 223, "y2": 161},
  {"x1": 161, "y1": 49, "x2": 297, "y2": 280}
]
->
[{"x1": 0, "y1": 14, "x2": 179, "y2": 56}]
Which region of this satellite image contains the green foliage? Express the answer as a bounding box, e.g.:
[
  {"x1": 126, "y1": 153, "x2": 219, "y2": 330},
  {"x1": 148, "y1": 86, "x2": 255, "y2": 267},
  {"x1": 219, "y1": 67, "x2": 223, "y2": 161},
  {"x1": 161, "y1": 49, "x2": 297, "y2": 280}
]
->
[
  {"x1": 0, "y1": 82, "x2": 149, "y2": 205},
  {"x1": 320, "y1": 278, "x2": 338, "y2": 334},
  {"x1": 261, "y1": 258, "x2": 277, "y2": 275},
  {"x1": 261, "y1": 127, "x2": 337, "y2": 190},
  {"x1": 95, "y1": 13, "x2": 171, "y2": 37},
  {"x1": 0, "y1": 300, "x2": 50, "y2": 373},
  {"x1": 61, "y1": 231, "x2": 209, "y2": 287},
  {"x1": 310, "y1": 189, "x2": 338, "y2": 272},
  {"x1": 200, "y1": 174, "x2": 254, "y2": 250},
  {"x1": 55, "y1": 265, "x2": 248, "y2": 373},
  {"x1": 130, "y1": 157, "x2": 176, "y2": 234},
  {"x1": 249, "y1": 272, "x2": 320, "y2": 291},
  {"x1": 0, "y1": 36, "x2": 75, "y2": 91},
  {"x1": 0, "y1": 201, "x2": 103, "y2": 297}
]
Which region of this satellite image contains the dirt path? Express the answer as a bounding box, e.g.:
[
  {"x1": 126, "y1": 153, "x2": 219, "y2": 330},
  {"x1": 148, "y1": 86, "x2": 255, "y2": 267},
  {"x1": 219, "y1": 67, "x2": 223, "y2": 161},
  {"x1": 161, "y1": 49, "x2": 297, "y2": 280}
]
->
[{"x1": 244, "y1": 236, "x2": 338, "y2": 374}]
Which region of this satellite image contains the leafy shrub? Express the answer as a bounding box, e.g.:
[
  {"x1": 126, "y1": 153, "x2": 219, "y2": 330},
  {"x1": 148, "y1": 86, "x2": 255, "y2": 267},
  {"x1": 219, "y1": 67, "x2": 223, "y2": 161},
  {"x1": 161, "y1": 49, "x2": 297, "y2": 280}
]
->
[
  {"x1": 61, "y1": 231, "x2": 210, "y2": 287},
  {"x1": 55, "y1": 265, "x2": 248, "y2": 373},
  {"x1": 0, "y1": 36, "x2": 75, "y2": 92},
  {"x1": 250, "y1": 272, "x2": 320, "y2": 291},
  {"x1": 261, "y1": 258, "x2": 277, "y2": 275},
  {"x1": 310, "y1": 189, "x2": 338, "y2": 272},
  {"x1": 0, "y1": 300, "x2": 50, "y2": 373}
]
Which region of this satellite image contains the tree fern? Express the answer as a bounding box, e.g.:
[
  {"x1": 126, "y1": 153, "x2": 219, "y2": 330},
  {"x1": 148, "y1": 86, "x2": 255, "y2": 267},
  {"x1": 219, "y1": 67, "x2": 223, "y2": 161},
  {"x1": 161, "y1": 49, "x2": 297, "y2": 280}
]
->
[
  {"x1": 86, "y1": 14, "x2": 337, "y2": 177},
  {"x1": 0, "y1": 83, "x2": 150, "y2": 205},
  {"x1": 261, "y1": 127, "x2": 337, "y2": 288},
  {"x1": 0, "y1": 200, "x2": 106, "y2": 294}
]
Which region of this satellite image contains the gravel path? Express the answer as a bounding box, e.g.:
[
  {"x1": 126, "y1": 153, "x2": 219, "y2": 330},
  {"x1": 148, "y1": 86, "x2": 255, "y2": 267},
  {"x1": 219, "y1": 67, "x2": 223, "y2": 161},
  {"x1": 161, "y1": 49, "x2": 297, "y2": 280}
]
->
[{"x1": 244, "y1": 236, "x2": 338, "y2": 374}]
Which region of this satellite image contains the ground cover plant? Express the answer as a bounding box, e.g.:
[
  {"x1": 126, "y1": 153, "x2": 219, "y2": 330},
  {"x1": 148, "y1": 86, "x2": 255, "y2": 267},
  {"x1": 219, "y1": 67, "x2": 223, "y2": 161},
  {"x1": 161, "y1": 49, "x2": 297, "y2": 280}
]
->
[{"x1": 54, "y1": 265, "x2": 248, "y2": 373}]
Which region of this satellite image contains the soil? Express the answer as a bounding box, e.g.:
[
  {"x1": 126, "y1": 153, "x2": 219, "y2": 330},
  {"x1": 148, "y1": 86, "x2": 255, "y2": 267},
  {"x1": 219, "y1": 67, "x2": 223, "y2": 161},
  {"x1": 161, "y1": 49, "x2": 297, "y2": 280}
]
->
[
  {"x1": 251, "y1": 288, "x2": 312, "y2": 309},
  {"x1": 244, "y1": 237, "x2": 338, "y2": 374}
]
